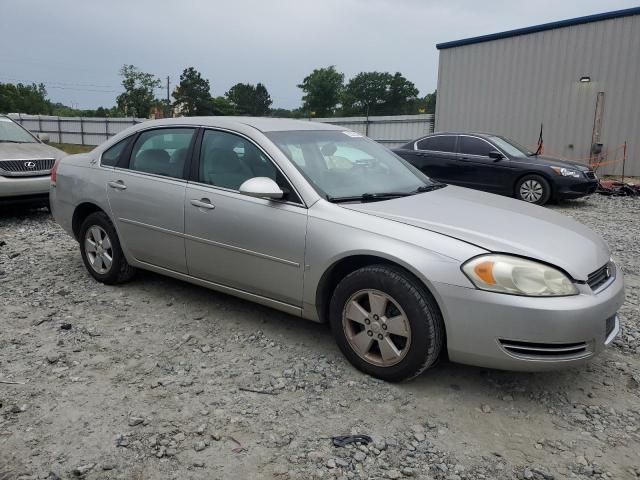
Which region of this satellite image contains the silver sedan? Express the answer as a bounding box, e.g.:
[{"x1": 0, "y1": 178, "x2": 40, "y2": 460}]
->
[{"x1": 49, "y1": 117, "x2": 624, "y2": 381}]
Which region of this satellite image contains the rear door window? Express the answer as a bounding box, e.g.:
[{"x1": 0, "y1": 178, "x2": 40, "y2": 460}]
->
[
  {"x1": 416, "y1": 136, "x2": 456, "y2": 153},
  {"x1": 459, "y1": 136, "x2": 494, "y2": 157},
  {"x1": 128, "y1": 128, "x2": 195, "y2": 179}
]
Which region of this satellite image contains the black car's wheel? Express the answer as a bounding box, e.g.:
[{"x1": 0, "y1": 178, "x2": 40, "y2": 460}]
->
[
  {"x1": 79, "y1": 212, "x2": 136, "y2": 284},
  {"x1": 516, "y1": 174, "x2": 551, "y2": 205},
  {"x1": 329, "y1": 265, "x2": 444, "y2": 382}
]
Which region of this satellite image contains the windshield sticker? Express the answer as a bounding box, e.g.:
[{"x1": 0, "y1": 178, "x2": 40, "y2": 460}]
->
[{"x1": 342, "y1": 131, "x2": 363, "y2": 138}]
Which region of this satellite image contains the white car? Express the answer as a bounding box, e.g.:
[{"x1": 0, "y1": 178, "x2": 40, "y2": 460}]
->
[{"x1": 0, "y1": 115, "x2": 66, "y2": 206}]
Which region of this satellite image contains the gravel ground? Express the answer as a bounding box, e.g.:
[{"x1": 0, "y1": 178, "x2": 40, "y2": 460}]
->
[{"x1": 0, "y1": 194, "x2": 639, "y2": 480}]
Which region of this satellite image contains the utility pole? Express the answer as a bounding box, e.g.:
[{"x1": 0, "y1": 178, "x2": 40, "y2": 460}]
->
[{"x1": 166, "y1": 76, "x2": 171, "y2": 118}]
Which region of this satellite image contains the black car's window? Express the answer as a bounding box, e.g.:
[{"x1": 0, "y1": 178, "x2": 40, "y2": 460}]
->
[
  {"x1": 128, "y1": 128, "x2": 194, "y2": 178},
  {"x1": 416, "y1": 135, "x2": 456, "y2": 153},
  {"x1": 101, "y1": 137, "x2": 129, "y2": 167},
  {"x1": 198, "y1": 129, "x2": 301, "y2": 204},
  {"x1": 459, "y1": 136, "x2": 494, "y2": 157}
]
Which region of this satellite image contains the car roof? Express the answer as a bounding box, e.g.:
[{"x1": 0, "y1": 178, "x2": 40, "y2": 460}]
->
[
  {"x1": 425, "y1": 132, "x2": 496, "y2": 138},
  {"x1": 133, "y1": 116, "x2": 344, "y2": 133}
]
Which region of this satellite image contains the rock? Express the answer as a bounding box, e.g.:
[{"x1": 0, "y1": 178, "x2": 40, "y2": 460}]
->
[
  {"x1": 193, "y1": 460, "x2": 205, "y2": 468},
  {"x1": 128, "y1": 416, "x2": 144, "y2": 427},
  {"x1": 413, "y1": 432, "x2": 426, "y2": 442},
  {"x1": 115, "y1": 434, "x2": 129, "y2": 447},
  {"x1": 387, "y1": 470, "x2": 402, "y2": 479},
  {"x1": 326, "y1": 459, "x2": 336, "y2": 469},
  {"x1": 481, "y1": 404, "x2": 492, "y2": 413},
  {"x1": 374, "y1": 438, "x2": 387, "y2": 451},
  {"x1": 401, "y1": 467, "x2": 414, "y2": 476},
  {"x1": 211, "y1": 431, "x2": 222, "y2": 441},
  {"x1": 502, "y1": 395, "x2": 514, "y2": 401},
  {"x1": 101, "y1": 462, "x2": 116, "y2": 471},
  {"x1": 46, "y1": 353, "x2": 60, "y2": 364},
  {"x1": 194, "y1": 440, "x2": 207, "y2": 452},
  {"x1": 60, "y1": 323, "x2": 72, "y2": 330},
  {"x1": 523, "y1": 468, "x2": 534, "y2": 479},
  {"x1": 354, "y1": 451, "x2": 366, "y2": 462},
  {"x1": 72, "y1": 464, "x2": 95, "y2": 477}
]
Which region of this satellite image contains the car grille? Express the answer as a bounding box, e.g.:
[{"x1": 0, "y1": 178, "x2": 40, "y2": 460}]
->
[
  {"x1": 0, "y1": 158, "x2": 55, "y2": 177},
  {"x1": 499, "y1": 339, "x2": 590, "y2": 360},
  {"x1": 587, "y1": 263, "x2": 613, "y2": 291},
  {"x1": 584, "y1": 170, "x2": 597, "y2": 180}
]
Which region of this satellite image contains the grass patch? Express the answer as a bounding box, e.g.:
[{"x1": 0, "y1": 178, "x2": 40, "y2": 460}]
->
[{"x1": 50, "y1": 143, "x2": 95, "y2": 154}]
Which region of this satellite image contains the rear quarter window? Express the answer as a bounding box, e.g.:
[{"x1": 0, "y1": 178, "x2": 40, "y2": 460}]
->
[
  {"x1": 101, "y1": 138, "x2": 130, "y2": 167},
  {"x1": 416, "y1": 136, "x2": 456, "y2": 153}
]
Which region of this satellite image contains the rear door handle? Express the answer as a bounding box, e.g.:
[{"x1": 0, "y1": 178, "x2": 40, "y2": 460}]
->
[
  {"x1": 108, "y1": 180, "x2": 127, "y2": 190},
  {"x1": 190, "y1": 198, "x2": 215, "y2": 210}
]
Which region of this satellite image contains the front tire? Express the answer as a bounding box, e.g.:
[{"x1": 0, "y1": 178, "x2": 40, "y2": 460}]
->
[
  {"x1": 79, "y1": 211, "x2": 136, "y2": 284},
  {"x1": 329, "y1": 265, "x2": 444, "y2": 382},
  {"x1": 516, "y1": 174, "x2": 551, "y2": 205}
]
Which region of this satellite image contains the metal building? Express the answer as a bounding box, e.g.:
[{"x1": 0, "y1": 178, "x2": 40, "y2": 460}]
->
[{"x1": 435, "y1": 7, "x2": 640, "y2": 176}]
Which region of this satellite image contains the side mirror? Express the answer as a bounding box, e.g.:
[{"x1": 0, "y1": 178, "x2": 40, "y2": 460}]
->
[
  {"x1": 37, "y1": 133, "x2": 50, "y2": 143},
  {"x1": 488, "y1": 150, "x2": 504, "y2": 160},
  {"x1": 239, "y1": 177, "x2": 283, "y2": 200}
]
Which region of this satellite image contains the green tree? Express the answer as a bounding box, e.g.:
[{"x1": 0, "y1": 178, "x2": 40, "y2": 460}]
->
[
  {"x1": 297, "y1": 66, "x2": 344, "y2": 117},
  {"x1": 116, "y1": 65, "x2": 161, "y2": 117},
  {"x1": 385, "y1": 72, "x2": 419, "y2": 114},
  {"x1": 225, "y1": 82, "x2": 272, "y2": 116},
  {"x1": 341, "y1": 71, "x2": 391, "y2": 116},
  {"x1": 0, "y1": 82, "x2": 51, "y2": 114},
  {"x1": 341, "y1": 71, "x2": 419, "y2": 116},
  {"x1": 210, "y1": 96, "x2": 236, "y2": 116},
  {"x1": 173, "y1": 67, "x2": 214, "y2": 116}
]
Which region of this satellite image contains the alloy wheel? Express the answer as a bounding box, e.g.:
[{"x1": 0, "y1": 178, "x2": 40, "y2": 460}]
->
[
  {"x1": 84, "y1": 225, "x2": 113, "y2": 274},
  {"x1": 342, "y1": 289, "x2": 412, "y2": 367},
  {"x1": 519, "y1": 179, "x2": 544, "y2": 202}
]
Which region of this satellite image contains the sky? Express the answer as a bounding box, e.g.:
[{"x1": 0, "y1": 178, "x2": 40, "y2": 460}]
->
[{"x1": 1, "y1": 0, "x2": 638, "y2": 110}]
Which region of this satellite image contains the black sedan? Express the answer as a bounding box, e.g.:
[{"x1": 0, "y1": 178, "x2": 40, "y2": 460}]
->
[{"x1": 393, "y1": 133, "x2": 598, "y2": 205}]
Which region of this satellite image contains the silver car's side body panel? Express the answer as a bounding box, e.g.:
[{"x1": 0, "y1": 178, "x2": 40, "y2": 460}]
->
[
  {"x1": 50, "y1": 117, "x2": 625, "y2": 372},
  {"x1": 185, "y1": 182, "x2": 307, "y2": 306},
  {"x1": 106, "y1": 168, "x2": 188, "y2": 274}
]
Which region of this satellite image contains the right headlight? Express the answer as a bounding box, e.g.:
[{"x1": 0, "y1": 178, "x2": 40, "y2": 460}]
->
[{"x1": 462, "y1": 254, "x2": 578, "y2": 296}]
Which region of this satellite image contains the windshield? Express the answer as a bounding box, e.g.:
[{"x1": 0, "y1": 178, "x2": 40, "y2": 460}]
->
[
  {"x1": 489, "y1": 136, "x2": 533, "y2": 158},
  {"x1": 0, "y1": 117, "x2": 38, "y2": 143},
  {"x1": 265, "y1": 130, "x2": 436, "y2": 200}
]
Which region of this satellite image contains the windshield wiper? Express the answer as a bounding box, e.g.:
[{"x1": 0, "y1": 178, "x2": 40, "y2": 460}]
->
[
  {"x1": 0, "y1": 140, "x2": 28, "y2": 143},
  {"x1": 414, "y1": 183, "x2": 446, "y2": 193},
  {"x1": 327, "y1": 184, "x2": 447, "y2": 203}
]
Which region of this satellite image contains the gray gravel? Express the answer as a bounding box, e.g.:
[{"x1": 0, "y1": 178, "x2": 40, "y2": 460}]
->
[{"x1": 0, "y1": 194, "x2": 639, "y2": 480}]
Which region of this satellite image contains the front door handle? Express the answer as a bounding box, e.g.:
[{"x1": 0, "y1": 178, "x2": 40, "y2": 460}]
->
[
  {"x1": 190, "y1": 198, "x2": 215, "y2": 210},
  {"x1": 108, "y1": 180, "x2": 127, "y2": 190}
]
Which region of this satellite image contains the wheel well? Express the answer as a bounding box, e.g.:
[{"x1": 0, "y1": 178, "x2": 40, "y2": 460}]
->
[
  {"x1": 72, "y1": 203, "x2": 104, "y2": 240},
  {"x1": 514, "y1": 171, "x2": 554, "y2": 197},
  {"x1": 315, "y1": 254, "x2": 436, "y2": 324}
]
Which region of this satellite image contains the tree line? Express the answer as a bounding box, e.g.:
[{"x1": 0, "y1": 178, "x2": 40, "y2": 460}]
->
[{"x1": 0, "y1": 64, "x2": 436, "y2": 118}]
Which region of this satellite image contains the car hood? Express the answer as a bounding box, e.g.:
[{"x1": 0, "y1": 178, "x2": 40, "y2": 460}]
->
[
  {"x1": 342, "y1": 186, "x2": 609, "y2": 280},
  {"x1": 0, "y1": 142, "x2": 66, "y2": 160}
]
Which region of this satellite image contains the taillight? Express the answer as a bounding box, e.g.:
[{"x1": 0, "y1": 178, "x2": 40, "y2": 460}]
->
[{"x1": 50, "y1": 157, "x2": 62, "y2": 186}]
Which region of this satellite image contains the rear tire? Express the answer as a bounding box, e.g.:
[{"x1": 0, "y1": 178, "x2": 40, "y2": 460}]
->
[
  {"x1": 329, "y1": 265, "x2": 444, "y2": 382},
  {"x1": 79, "y1": 211, "x2": 136, "y2": 284},
  {"x1": 516, "y1": 174, "x2": 551, "y2": 205}
]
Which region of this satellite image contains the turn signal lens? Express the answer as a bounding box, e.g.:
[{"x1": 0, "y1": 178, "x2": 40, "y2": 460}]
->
[
  {"x1": 473, "y1": 261, "x2": 496, "y2": 285},
  {"x1": 462, "y1": 255, "x2": 578, "y2": 296}
]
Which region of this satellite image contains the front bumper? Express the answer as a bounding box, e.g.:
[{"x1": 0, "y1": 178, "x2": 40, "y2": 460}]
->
[
  {"x1": 0, "y1": 174, "x2": 51, "y2": 199},
  {"x1": 435, "y1": 265, "x2": 625, "y2": 371},
  {"x1": 555, "y1": 176, "x2": 598, "y2": 199}
]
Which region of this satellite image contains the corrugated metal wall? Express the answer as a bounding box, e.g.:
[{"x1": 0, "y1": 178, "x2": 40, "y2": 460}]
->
[
  {"x1": 7, "y1": 114, "x2": 434, "y2": 150},
  {"x1": 312, "y1": 114, "x2": 434, "y2": 148},
  {"x1": 436, "y1": 14, "x2": 640, "y2": 176},
  {"x1": 7, "y1": 114, "x2": 145, "y2": 146}
]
